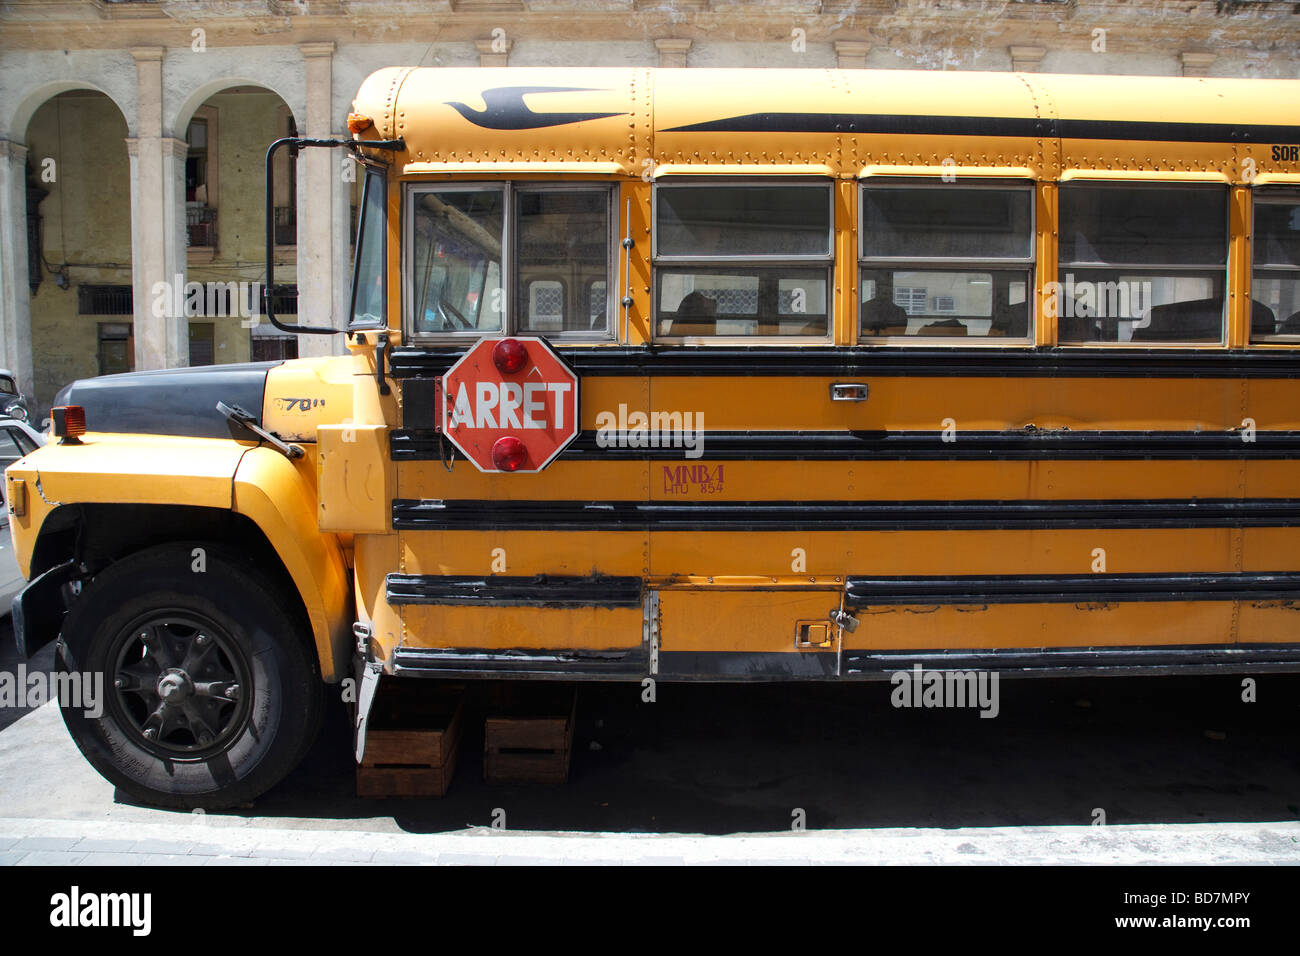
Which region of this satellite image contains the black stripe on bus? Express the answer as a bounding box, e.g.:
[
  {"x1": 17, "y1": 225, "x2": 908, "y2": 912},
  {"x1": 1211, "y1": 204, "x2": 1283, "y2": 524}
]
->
[
  {"x1": 391, "y1": 347, "x2": 1300, "y2": 380},
  {"x1": 389, "y1": 645, "x2": 1300, "y2": 680},
  {"x1": 660, "y1": 111, "x2": 1300, "y2": 145},
  {"x1": 386, "y1": 572, "x2": 643, "y2": 608},
  {"x1": 393, "y1": 645, "x2": 645, "y2": 679},
  {"x1": 390, "y1": 428, "x2": 1300, "y2": 462},
  {"x1": 658, "y1": 651, "x2": 839, "y2": 680},
  {"x1": 391, "y1": 497, "x2": 1300, "y2": 532},
  {"x1": 844, "y1": 572, "x2": 1300, "y2": 607},
  {"x1": 840, "y1": 644, "x2": 1300, "y2": 678}
]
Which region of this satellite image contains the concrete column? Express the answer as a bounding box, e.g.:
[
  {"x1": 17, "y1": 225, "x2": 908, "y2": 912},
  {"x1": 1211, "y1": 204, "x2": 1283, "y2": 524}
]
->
[
  {"x1": 655, "y1": 39, "x2": 692, "y2": 68},
  {"x1": 0, "y1": 139, "x2": 35, "y2": 402},
  {"x1": 1010, "y1": 45, "x2": 1046, "y2": 73},
  {"x1": 835, "y1": 41, "x2": 870, "y2": 69},
  {"x1": 297, "y1": 41, "x2": 347, "y2": 357},
  {"x1": 128, "y1": 46, "x2": 188, "y2": 370},
  {"x1": 1181, "y1": 52, "x2": 1216, "y2": 77},
  {"x1": 476, "y1": 37, "x2": 512, "y2": 67}
]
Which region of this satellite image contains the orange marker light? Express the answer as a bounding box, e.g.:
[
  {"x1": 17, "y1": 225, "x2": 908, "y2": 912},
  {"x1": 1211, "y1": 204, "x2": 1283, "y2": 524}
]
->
[
  {"x1": 51, "y1": 405, "x2": 86, "y2": 444},
  {"x1": 347, "y1": 113, "x2": 374, "y2": 134}
]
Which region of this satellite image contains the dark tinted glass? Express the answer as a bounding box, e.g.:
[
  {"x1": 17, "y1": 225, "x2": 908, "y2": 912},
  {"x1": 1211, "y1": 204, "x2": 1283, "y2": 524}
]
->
[
  {"x1": 1059, "y1": 185, "x2": 1226, "y2": 266},
  {"x1": 1255, "y1": 197, "x2": 1300, "y2": 268},
  {"x1": 657, "y1": 185, "x2": 831, "y2": 257},
  {"x1": 861, "y1": 186, "x2": 1031, "y2": 259}
]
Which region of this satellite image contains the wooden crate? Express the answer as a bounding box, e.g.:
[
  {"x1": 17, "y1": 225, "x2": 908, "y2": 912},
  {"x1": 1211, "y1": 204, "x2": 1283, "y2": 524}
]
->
[
  {"x1": 356, "y1": 682, "x2": 464, "y2": 798},
  {"x1": 484, "y1": 684, "x2": 577, "y2": 785}
]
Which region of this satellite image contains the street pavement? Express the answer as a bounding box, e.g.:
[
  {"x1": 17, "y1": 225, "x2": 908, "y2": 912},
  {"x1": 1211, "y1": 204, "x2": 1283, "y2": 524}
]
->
[{"x1": 2, "y1": 618, "x2": 1299, "y2": 865}]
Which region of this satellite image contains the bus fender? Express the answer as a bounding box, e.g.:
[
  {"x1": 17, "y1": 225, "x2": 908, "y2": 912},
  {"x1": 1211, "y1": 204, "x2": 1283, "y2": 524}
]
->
[{"x1": 232, "y1": 446, "x2": 353, "y2": 682}]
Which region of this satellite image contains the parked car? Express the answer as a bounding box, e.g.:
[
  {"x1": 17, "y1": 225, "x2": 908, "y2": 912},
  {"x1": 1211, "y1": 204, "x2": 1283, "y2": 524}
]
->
[
  {"x1": 0, "y1": 370, "x2": 30, "y2": 424},
  {"x1": 0, "y1": 418, "x2": 47, "y2": 614}
]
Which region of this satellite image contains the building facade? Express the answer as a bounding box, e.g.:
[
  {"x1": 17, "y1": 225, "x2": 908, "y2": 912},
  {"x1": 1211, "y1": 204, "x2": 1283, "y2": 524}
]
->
[{"x1": 1, "y1": 0, "x2": 1297, "y2": 413}]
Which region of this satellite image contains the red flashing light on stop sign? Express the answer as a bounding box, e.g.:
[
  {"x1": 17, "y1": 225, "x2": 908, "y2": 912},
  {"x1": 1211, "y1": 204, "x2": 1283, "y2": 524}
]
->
[
  {"x1": 492, "y1": 338, "x2": 528, "y2": 374},
  {"x1": 491, "y1": 435, "x2": 528, "y2": 472}
]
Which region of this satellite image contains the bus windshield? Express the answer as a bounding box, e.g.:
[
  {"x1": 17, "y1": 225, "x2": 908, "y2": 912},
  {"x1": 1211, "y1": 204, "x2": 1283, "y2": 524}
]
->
[
  {"x1": 350, "y1": 167, "x2": 387, "y2": 327},
  {"x1": 411, "y1": 187, "x2": 505, "y2": 333}
]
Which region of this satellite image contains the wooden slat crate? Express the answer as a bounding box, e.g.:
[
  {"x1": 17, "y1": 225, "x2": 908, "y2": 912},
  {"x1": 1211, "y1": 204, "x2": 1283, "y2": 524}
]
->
[
  {"x1": 484, "y1": 684, "x2": 577, "y2": 785},
  {"x1": 356, "y1": 681, "x2": 464, "y2": 798}
]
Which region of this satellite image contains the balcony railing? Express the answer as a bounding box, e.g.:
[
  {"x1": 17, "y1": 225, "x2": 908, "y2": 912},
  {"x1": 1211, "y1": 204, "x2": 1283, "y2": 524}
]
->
[{"x1": 186, "y1": 203, "x2": 217, "y2": 248}]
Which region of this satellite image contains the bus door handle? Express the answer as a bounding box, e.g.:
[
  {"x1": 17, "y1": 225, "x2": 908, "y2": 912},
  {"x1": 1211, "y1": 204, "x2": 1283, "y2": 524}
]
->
[{"x1": 829, "y1": 383, "x2": 870, "y2": 402}]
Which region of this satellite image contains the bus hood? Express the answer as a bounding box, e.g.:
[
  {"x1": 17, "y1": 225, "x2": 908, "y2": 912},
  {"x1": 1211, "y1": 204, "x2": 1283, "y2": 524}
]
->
[{"x1": 52, "y1": 362, "x2": 280, "y2": 440}]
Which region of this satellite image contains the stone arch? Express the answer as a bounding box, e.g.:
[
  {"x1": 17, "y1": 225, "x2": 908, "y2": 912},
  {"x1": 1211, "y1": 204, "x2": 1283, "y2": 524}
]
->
[
  {"x1": 7, "y1": 79, "x2": 134, "y2": 146},
  {"x1": 18, "y1": 88, "x2": 134, "y2": 411},
  {"x1": 168, "y1": 70, "x2": 303, "y2": 140},
  {"x1": 167, "y1": 78, "x2": 304, "y2": 368}
]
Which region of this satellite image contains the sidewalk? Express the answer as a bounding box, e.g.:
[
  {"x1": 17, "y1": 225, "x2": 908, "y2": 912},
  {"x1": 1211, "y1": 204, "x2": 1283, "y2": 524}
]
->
[{"x1": 3, "y1": 816, "x2": 1298, "y2": 866}]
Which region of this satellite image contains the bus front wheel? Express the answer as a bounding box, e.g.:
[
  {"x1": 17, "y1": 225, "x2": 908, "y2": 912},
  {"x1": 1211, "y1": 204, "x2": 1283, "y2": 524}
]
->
[{"x1": 57, "y1": 543, "x2": 323, "y2": 810}]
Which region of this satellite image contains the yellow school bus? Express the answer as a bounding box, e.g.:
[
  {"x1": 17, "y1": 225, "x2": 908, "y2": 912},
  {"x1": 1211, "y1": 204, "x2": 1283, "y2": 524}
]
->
[{"x1": 6, "y1": 67, "x2": 1300, "y2": 808}]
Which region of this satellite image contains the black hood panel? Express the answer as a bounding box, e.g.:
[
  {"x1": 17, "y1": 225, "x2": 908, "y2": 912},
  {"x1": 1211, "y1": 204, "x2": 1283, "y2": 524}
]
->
[{"x1": 54, "y1": 362, "x2": 280, "y2": 440}]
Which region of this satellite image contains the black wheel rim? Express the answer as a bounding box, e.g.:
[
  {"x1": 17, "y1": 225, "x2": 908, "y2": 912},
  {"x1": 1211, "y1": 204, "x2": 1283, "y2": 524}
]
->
[{"x1": 106, "y1": 612, "x2": 253, "y2": 760}]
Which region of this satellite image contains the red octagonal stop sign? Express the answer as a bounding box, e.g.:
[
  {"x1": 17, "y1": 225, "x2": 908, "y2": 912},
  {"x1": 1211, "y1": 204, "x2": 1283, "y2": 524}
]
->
[{"x1": 441, "y1": 336, "x2": 579, "y2": 473}]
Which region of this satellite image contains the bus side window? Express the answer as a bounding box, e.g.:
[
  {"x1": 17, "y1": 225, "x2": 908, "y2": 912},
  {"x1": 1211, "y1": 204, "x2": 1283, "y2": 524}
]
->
[
  {"x1": 1250, "y1": 189, "x2": 1300, "y2": 343},
  {"x1": 515, "y1": 187, "x2": 613, "y2": 336},
  {"x1": 1058, "y1": 183, "x2": 1227, "y2": 345},
  {"x1": 859, "y1": 182, "x2": 1034, "y2": 343},
  {"x1": 653, "y1": 181, "x2": 833, "y2": 339}
]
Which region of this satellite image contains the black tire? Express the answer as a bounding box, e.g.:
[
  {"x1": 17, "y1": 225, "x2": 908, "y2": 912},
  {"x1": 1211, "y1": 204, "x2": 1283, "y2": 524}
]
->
[{"x1": 58, "y1": 543, "x2": 324, "y2": 810}]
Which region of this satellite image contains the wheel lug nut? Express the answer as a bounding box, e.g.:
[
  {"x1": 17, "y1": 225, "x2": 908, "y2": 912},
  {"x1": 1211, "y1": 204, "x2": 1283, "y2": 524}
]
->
[
  {"x1": 114, "y1": 677, "x2": 125, "y2": 689},
  {"x1": 195, "y1": 635, "x2": 209, "y2": 647},
  {"x1": 143, "y1": 728, "x2": 157, "y2": 740}
]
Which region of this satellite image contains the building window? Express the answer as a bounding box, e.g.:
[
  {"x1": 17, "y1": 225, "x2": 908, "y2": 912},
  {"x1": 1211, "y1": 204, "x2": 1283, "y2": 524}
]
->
[
  {"x1": 78, "y1": 285, "x2": 133, "y2": 315},
  {"x1": 1250, "y1": 189, "x2": 1300, "y2": 342},
  {"x1": 97, "y1": 323, "x2": 133, "y2": 376},
  {"x1": 254, "y1": 284, "x2": 298, "y2": 318},
  {"x1": 248, "y1": 283, "x2": 298, "y2": 357},
  {"x1": 1057, "y1": 183, "x2": 1227, "y2": 344},
  {"x1": 893, "y1": 287, "x2": 928, "y2": 315},
  {"x1": 188, "y1": 322, "x2": 214, "y2": 367},
  {"x1": 186, "y1": 108, "x2": 218, "y2": 250},
  {"x1": 860, "y1": 182, "x2": 1033, "y2": 341},
  {"x1": 654, "y1": 181, "x2": 833, "y2": 339},
  {"x1": 250, "y1": 333, "x2": 299, "y2": 362}
]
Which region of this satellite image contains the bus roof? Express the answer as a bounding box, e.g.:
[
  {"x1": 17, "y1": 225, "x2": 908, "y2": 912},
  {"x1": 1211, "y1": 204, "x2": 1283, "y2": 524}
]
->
[{"x1": 352, "y1": 67, "x2": 1300, "y2": 183}]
